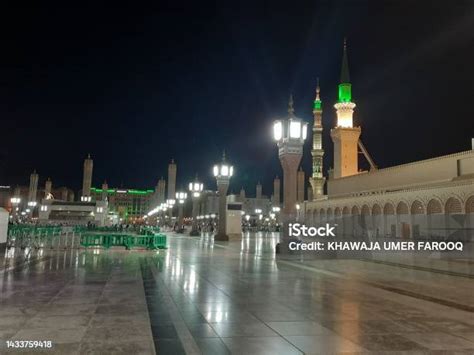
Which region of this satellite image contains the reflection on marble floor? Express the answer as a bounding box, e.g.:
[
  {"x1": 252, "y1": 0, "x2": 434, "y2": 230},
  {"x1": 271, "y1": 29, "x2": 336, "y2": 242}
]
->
[{"x1": 1, "y1": 232, "x2": 474, "y2": 354}]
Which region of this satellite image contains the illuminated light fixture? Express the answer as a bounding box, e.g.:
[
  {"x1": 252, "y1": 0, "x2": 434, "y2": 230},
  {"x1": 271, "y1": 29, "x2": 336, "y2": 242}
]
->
[
  {"x1": 245, "y1": 214, "x2": 250, "y2": 221},
  {"x1": 189, "y1": 179, "x2": 204, "y2": 197},
  {"x1": 210, "y1": 213, "x2": 216, "y2": 219},
  {"x1": 296, "y1": 204, "x2": 300, "y2": 210},
  {"x1": 273, "y1": 121, "x2": 283, "y2": 141},
  {"x1": 10, "y1": 197, "x2": 21, "y2": 204},
  {"x1": 274, "y1": 118, "x2": 308, "y2": 144},
  {"x1": 176, "y1": 191, "x2": 187, "y2": 204},
  {"x1": 272, "y1": 206, "x2": 281, "y2": 212},
  {"x1": 255, "y1": 208, "x2": 262, "y2": 214},
  {"x1": 27, "y1": 201, "x2": 37, "y2": 207},
  {"x1": 213, "y1": 153, "x2": 233, "y2": 178}
]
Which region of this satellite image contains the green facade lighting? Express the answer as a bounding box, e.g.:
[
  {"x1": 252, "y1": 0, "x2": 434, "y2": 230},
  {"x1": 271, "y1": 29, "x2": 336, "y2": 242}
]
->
[
  {"x1": 90, "y1": 187, "x2": 154, "y2": 195},
  {"x1": 90, "y1": 188, "x2": 115, "y2": 193},
  {"x1": 338, "y1": 83, "x2": 352, "y2": 103},
  {"x1": 128, "y1": 189, "x2": 153, "y2": 195}
]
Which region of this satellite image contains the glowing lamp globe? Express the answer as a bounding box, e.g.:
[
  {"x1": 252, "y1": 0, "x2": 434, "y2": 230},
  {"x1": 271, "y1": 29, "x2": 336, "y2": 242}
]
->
[{"x1": 176, "y1": 191, "x2": 187, "y2": 204}]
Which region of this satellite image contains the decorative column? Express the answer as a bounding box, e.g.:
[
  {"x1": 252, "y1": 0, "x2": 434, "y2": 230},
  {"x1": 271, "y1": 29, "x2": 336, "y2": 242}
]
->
[
  {"x1": 297, "y1": 167, "x2": 305, "y2": 202},
  {"x1": 273, "y1": 95, "x2": 308, "y2": 252},
  {"x1": 189, "y1": 177, "x2": 204, "y2": 236},
  {"x1": 213, "y1": 153, "x2": 233, "y2": 241}
]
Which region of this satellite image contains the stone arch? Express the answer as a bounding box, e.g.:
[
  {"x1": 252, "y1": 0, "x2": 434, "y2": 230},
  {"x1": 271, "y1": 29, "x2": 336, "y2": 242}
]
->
[
  {"x1": 351, "y1": 206, "x2": 359, "y2": 215},
  {"x1": 342, "y1": 206, "x2": 350, "y2": 215},
  {"x1": 445, "y1": 197, "x2": 462, "y2": 214},
  {"x1": 361, "y1": 204, "x2": 370, "y2": 216},
  {"x1": 372, "y1": 204, "x2": 382, "y2": 215},
  {"x1": 427, "y1": 199, "x2": 443, "y2": 214},
  {"x1": 466, "y1": 196, "x2": 474, "y2": 213},
  {"x1": 383, "y1": 203, "x2": 395, "y2": 215},
  {"x1": 312, "y1": 209, "x2": 318, "y2": 222},
  {"x1": 334, "y1": 207, "x2": 342, "y2": 217},
  {"x1": 410, "y1": 200, "x2": 425, "y2": 215},
  {"x1": 319, "y1": 208, "x2": 326, "y2": 216},
  {"x1": 327, "y1": 208, "x2": 333, "y2": 217},
  {"x1": 396, "y1": 201, "x2": 409, "y2": 215}
]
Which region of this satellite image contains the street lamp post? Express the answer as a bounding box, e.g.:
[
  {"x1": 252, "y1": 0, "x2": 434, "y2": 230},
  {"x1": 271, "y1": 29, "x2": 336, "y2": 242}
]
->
[
  {"x1": 213, "y1": 152, "x2": 233, "y2": 241},
  {"x1": 273, "y1": 96, "x2": 308, "y2": 252},
  {"x1": 166, "y1": 199, "x2": 175, "y2": 228},
  {"x1": 175, "y1": 191, "x2": 187, "y2": 232},
  {"x1": 10, "y1": 197, "x2": 21, "y2": 222},
  {"x1": 189, "y1": 178, "x2": 204, "y2": 236}
]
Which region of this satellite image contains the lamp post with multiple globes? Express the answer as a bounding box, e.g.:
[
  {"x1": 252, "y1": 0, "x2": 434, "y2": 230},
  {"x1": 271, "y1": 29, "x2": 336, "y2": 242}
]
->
[
  {"x1": 10, "y1": 197, "x2": 21, "y2": 222},
  {"x1": 166, "y1": 199, "x2": 175, "y2": 227},
  {"x1": 175, "y1": 191, "x2": 187, "y2": 232},
  {"x1": 213, "y1": 152, "x2": 233, "y2": 241},
  {"x1": 189, "y1": 177, "x2": 204, "y2": 236},
  {"x1": 273, "y1": 95, "x2": 308, "y2": 252}
]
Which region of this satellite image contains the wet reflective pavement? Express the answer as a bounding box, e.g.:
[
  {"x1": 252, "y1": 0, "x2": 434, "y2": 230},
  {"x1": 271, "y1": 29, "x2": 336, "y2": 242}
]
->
[{"x1": 1, "y1": 232, "x2": 474, "y2": 354}]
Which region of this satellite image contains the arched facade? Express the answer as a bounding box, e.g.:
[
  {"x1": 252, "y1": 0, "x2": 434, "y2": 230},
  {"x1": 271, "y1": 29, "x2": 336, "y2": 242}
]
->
[
  {"x1": 304, "y1": 183, "x2": 473, "y2": 241},
  {"x1": 445, "y1": 197, "x2": 462, "y2": 214},
  {"x1": 410, "y1": 200, "x2": 425, "y2": 238}
]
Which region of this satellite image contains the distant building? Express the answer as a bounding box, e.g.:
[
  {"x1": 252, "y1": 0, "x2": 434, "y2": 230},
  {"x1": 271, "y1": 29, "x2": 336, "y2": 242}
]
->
[{"x1": 90, "y1": 187, "x2": 154, "y2": 221}]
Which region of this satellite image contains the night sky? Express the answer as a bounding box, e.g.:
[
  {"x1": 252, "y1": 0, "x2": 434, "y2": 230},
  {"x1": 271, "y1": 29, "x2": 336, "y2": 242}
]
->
[{"x1": 2, "y1": 2, "x2": 473, "y2": 196}]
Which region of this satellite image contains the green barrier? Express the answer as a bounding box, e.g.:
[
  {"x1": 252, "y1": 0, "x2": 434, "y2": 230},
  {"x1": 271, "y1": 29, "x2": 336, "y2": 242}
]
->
[{"x1": 80, "y1": 233, "x2": 167, "y2": 250}]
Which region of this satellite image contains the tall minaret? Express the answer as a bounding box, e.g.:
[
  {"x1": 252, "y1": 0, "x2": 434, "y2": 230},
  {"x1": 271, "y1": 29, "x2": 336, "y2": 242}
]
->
[
  {"x1": 309, "y1": 79, "x2": 325, "y2": 198},
  {"x1": 297, "y1": 167, "x2": 305, "y2": 202},
  {"x1": 45, "y1": 178, "x2": 52, "y2": 198},
  {"x1": 330, "y1": 39, "x2": 361, "y2": 178},
  {"x1": 239, "y1": 187, "x2": 246, "y2": 201},
  {"x1": 157, "y1": 177, "x2": 166, "y2": 204},
  {"x1": 28, "y1": 170, "x2": 39, "y2": 203},
  {"x1": 167, "y1": 159, "x2": 177, "y2": 200},
  {"x1": 273, "y1": 176, "x2": 280, "y2": 206},
  {"x1": 256, "y1": 182, "x2": 262, "y2": 199},
  {"x1": 101, "y1": 180, "x2": 108, "y2": 201},
  {"x1": 82, "y1": 154, "x2": 93, "y2": 197}
]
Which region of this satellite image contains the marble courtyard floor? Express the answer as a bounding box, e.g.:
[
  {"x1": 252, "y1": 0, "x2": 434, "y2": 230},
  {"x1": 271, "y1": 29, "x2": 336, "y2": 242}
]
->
[{"x1": 1, "y1": 232, "x2": 474, "y2": 354}]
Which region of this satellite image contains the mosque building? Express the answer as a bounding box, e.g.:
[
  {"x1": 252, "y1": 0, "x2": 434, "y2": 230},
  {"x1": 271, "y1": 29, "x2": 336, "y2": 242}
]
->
[{"x1": 304, "y1": 42, "x2": 474, "y2": 240}]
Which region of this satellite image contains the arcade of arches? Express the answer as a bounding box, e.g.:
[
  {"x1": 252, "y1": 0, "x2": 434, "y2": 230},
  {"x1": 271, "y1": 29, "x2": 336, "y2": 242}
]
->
[{"x1": 305, "y1": 194, "x2": 474, "y2": 240}]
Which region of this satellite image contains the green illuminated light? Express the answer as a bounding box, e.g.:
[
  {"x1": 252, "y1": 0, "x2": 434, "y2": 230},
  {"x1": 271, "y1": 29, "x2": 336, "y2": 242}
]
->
[
  {"x1": 313, "y1": 100, "x2": 322, "y2": 110},
  {"x1": 91, "y1": 188, "x2": 115, "y2": 193},
  {"x1": 91, "y1": 187, "x2": 154, "y2": 195},
  {"x1": 338, "y1": 83, "x2": 352, "y2": 103}
]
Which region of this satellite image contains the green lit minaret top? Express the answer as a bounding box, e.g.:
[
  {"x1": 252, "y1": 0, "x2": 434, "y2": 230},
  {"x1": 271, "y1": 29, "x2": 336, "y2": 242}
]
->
[
  {"x1": 313, "y1": 78, "x2": 322, "y2": 111},
  {"x1": 338, "y1": 38, "x2": 352, "y2": 103}
]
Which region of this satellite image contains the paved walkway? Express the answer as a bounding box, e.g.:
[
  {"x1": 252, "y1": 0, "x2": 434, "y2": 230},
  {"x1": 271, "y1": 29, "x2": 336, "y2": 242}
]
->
[{"x1": 1, "y1": 232, "x2": 474, "y2": 354}]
